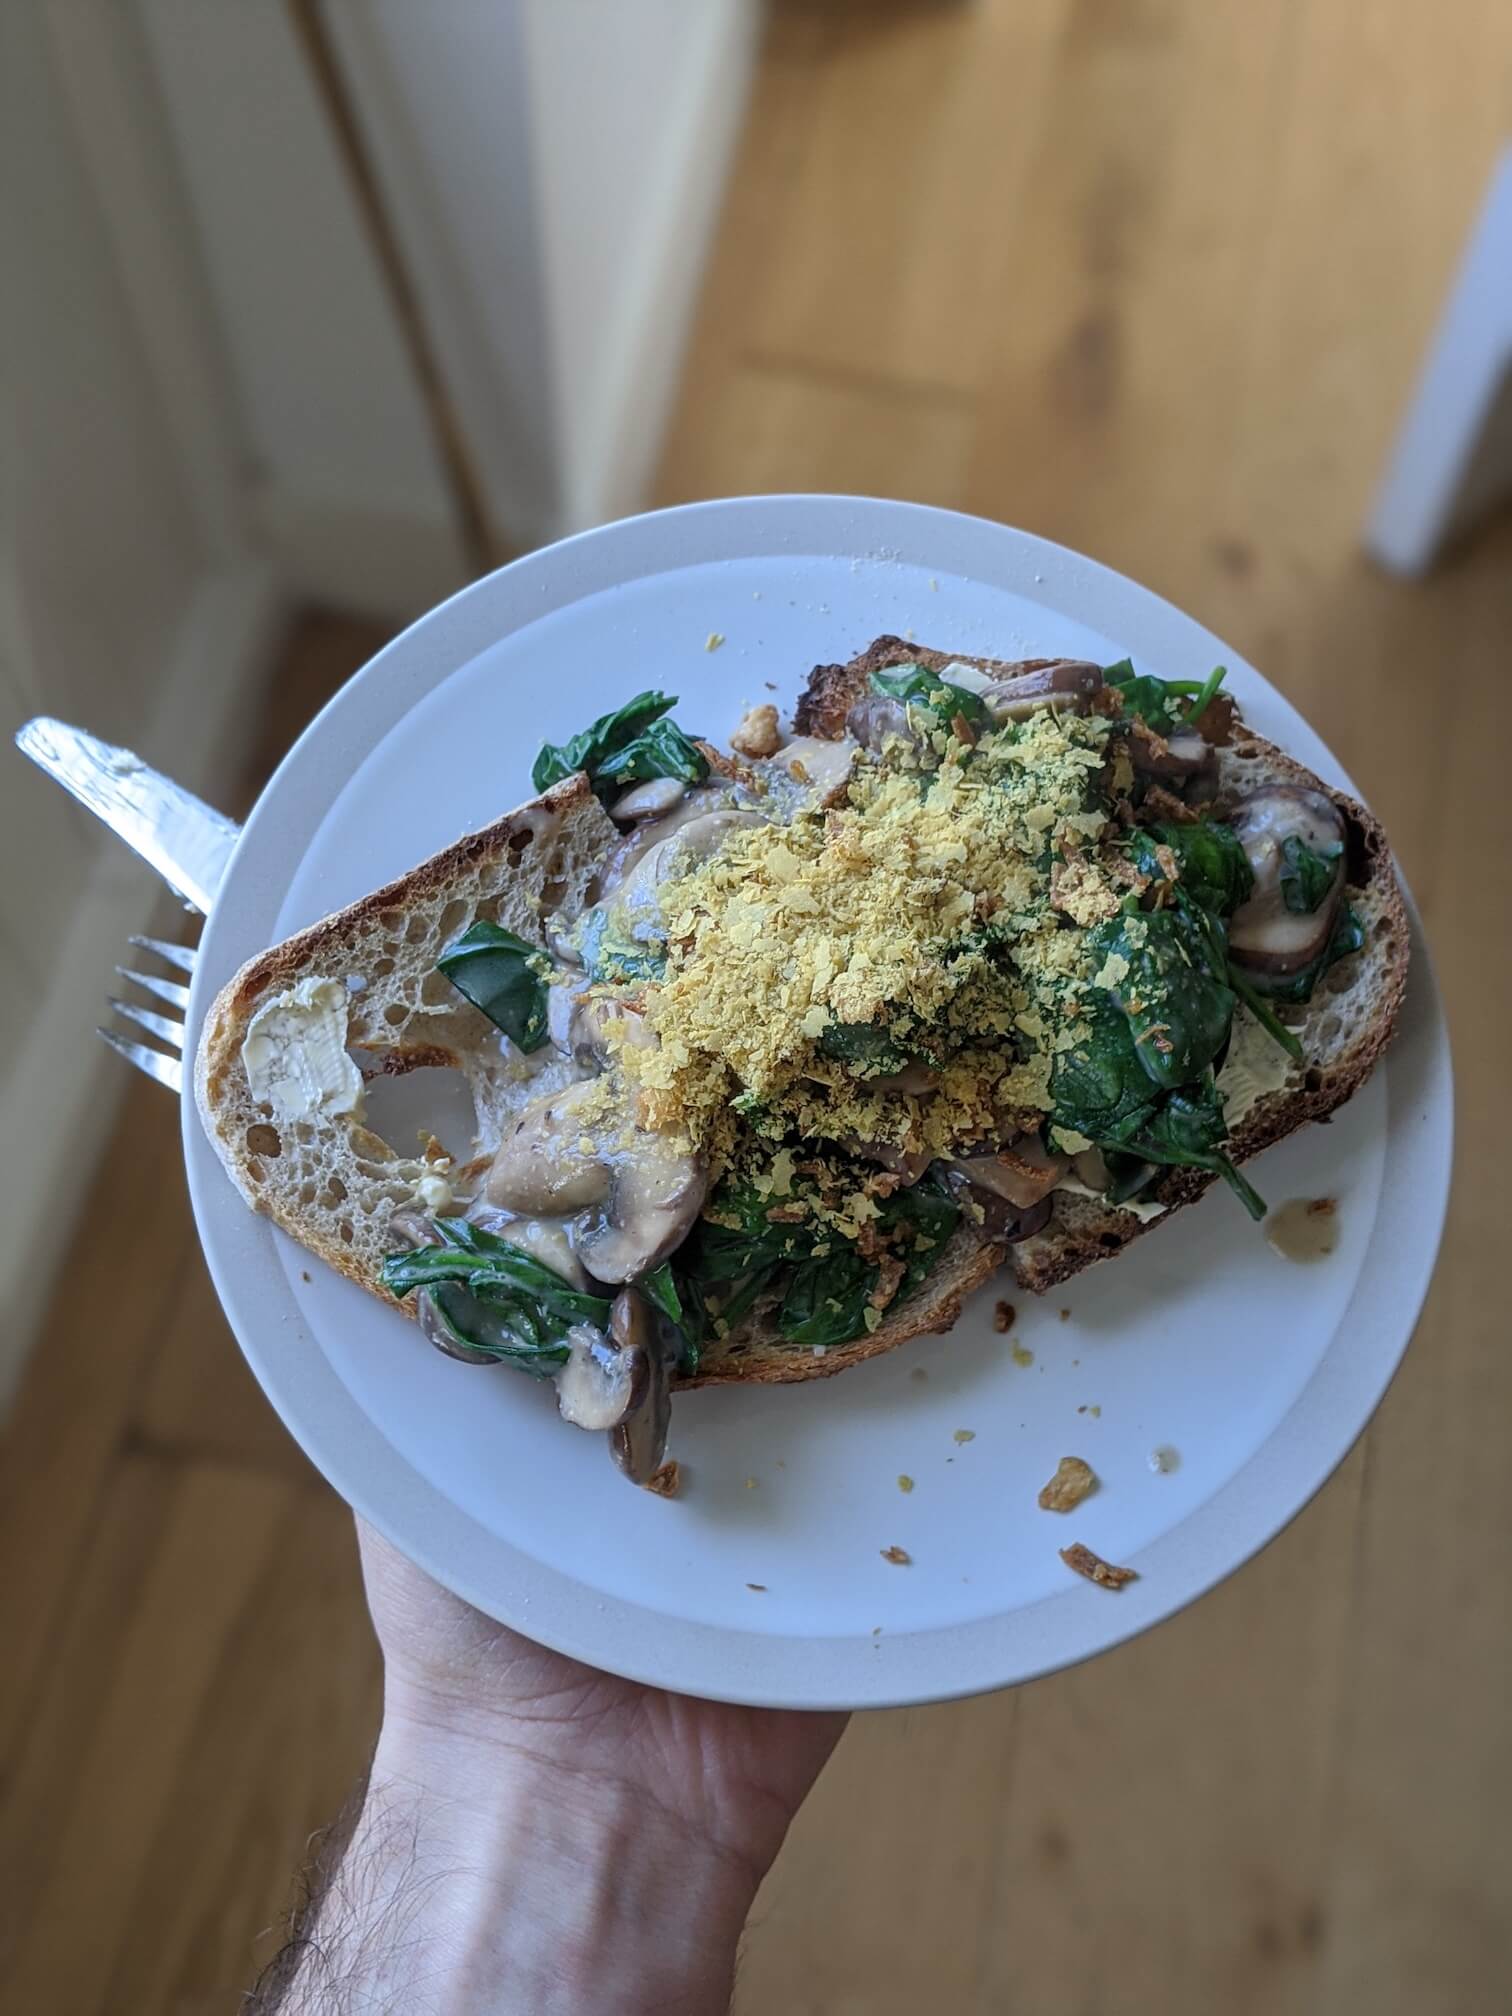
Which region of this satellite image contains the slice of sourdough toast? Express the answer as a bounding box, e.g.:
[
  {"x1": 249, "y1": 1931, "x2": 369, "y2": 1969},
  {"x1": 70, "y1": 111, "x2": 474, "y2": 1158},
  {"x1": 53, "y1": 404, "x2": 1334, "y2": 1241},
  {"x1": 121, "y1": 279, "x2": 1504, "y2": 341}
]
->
[{"x1": 196, "y1": 641, "x2": 1409, "y2": 1393}]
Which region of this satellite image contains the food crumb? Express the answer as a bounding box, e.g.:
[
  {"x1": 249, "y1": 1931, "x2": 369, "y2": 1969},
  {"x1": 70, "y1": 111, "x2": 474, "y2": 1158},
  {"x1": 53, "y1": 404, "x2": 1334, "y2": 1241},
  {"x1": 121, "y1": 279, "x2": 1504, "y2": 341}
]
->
[
  {"x1": 744, "y1": 1476, "x2": 758, "y2": 1490},
  {"x1": 881, "y1": 1545, "x2": 912, "y2": 1566},
  {"x1": 1038, "y1": 1456, "x2": 1097, "y2": 1512},
  {"x1": 764, "y1": 678, "x2": 777, "y2": 689},
  {"x1": 705, "y1": 631, "x2": 726, "y2": 651},
  {"x1": 1059, "y1": 1308, "x2": 1072, "y2": 1322},
  {"x1": 645, "y1": 1460, "x2": 681, "y2": 1498},
  {"x1": 953, "y1": 1428, "x2": 975, "y2": 1445},
  {"x1": 746, "y1": 1582, "x2": 767, "y2": 1592},
  {"x1": 929, "y1": 577, "x2": 939, "y2": 591},
  {"x1": 871, "y1": 1625, "x2": 883, "y2": 1636},
  {"x1": 1148, "y1": 1445, "x2": 1180, "y2": 1475},
  {"x1": 1011, "y1": 1343, "x2": 1034, "y2": 1368},
  {"x1": 910, "y1": 1366, "x2": 929, "y2": 1383},
  {"x1": 1060, "y1": 1542, "x2": 1137, "y2": 1590},
  {"x1": 898, "y1": 1474, "x2": 915, "y2": 1493},
  {"x1": 730, "y1": 702, "x2": 782, "y2": 758},
  {"x1": 993, "y1": 1300, "x2": 1016, "y2": 1332},
  {"x1": 301, "y1": 1270, "x2": 311, "y2": 1282}
]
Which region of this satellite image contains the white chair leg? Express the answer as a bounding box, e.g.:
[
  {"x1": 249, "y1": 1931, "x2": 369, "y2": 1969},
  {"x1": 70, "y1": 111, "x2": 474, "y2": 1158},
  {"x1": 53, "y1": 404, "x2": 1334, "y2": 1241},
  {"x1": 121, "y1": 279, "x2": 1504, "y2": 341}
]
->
[{"x1": 1366, "y1": 147, "x2": 1512, "y2": 575}]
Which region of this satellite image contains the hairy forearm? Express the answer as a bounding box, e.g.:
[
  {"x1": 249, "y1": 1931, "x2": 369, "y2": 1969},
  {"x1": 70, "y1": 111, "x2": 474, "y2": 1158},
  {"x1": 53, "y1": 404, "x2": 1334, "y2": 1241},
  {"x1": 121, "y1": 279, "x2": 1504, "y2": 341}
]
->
[{"x1": 250, "y1": 1721, "x2": 760, "y2": 2015}]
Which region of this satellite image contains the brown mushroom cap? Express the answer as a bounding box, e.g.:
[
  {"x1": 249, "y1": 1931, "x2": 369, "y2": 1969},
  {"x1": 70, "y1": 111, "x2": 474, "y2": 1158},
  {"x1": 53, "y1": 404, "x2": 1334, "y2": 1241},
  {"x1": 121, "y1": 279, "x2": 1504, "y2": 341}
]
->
[
  {"x1": 1228, "y1": 785, "x2": 1345, "y2": 974},
  {"x1": 980, "y1": 660, "x2": 1103, "y2": 722},
  {"x1": 606, "y1": 1289, "x2": 672, "y2": 1485}
]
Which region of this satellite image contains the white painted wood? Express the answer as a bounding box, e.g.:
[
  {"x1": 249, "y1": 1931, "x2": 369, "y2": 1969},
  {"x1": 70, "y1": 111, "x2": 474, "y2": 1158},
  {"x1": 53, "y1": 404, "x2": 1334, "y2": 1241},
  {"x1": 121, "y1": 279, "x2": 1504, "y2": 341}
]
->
[
  {"x1": 44, "y1": 0, "x2": 248, "y2": 560},
  {"x1": 132, "y1": 0, "x2": 465, "y2": 567},
  {"x1": 522, "y1": 0, "x2": 761, "y2": 530},
  {"x1": 1366, "y1": 148, "x2": 1512, "y2": 574}
]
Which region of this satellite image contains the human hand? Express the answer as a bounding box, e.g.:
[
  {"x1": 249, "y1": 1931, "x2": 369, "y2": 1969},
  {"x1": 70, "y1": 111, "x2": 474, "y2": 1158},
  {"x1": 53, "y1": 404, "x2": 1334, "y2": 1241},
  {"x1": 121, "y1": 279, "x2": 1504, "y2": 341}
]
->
[{"x1": 254, "y1": 1521, "x2": 845, "y2": 2014}]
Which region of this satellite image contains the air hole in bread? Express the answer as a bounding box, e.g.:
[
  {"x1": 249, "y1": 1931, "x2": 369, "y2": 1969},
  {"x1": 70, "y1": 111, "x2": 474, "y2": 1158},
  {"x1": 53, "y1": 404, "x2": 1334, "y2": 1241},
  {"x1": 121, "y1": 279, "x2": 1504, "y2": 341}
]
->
[
  {"x1": 299, "y1": 1182, "x2": 317, "y2": 1205},
  {"x1": 247, "y1": 1157, "x2": 264, "y2": 1183},
  {"x1": 420, "y1": 971, "x2": 452, "y2": 1007},
  {"x1": 383, "y1": 1002, "x2": 408, "y2": 1028},
  {"x1": 474, "y1": 896, "x2": 500, "y2": 924},
  {"x1": 1323, "y1": 962, "x2": 1357, "y2": 997},
  {"x1": 294, "y1": 1122, "x2": 314, "y2": 1145},
  {"x1": 507, "y1": 827, "x2": 532, "y2": 863},
  {"x1": 325, "y1": 1176, "x2": 348, "y2": 1204},
  {"x1": 371, "y1": 956, "x2": 396, "y2": 978},
  {"x1": 339, "y1": 1219, "x2": 355, "y2": 1244},
  {"x1": 1319, "y1": 1012, "x2": 1343, "y2": 1043},
  {"x1": 1304, "y1": 1066, "x2": 1324, "y2": 1092},
  {"x1": 438, "y1": 899, "x2": 469, "y2": 941},
  {"x1": 405, "y1": 915, "x2": 430, "y2": 945},
  {"x1": 378, "y1": 909, "x2": 404, "y2": 933},
  {"x1": 1098, "y1": 1231, "x2": 1123, "y2": 1249},
  {"x1": 245, "y1": 1122, "x2": 282, "y2": 1158}
]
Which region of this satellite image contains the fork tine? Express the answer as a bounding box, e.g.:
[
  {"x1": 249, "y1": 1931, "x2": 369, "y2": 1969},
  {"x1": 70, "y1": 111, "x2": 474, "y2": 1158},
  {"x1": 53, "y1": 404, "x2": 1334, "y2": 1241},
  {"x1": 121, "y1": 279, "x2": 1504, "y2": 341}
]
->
[
  {"x1": 128, "y1": 933, "x2": 197, "y2": 974},
  {"x1": 98, "y1": 1025, "x2": 184, "y2": 1093},
  {"x1": 108, "y1": 995, "x2": 185, "y2": 1051},
  {"x1": 115, "y1": 965, "x2": 191, "y2": 1011}
]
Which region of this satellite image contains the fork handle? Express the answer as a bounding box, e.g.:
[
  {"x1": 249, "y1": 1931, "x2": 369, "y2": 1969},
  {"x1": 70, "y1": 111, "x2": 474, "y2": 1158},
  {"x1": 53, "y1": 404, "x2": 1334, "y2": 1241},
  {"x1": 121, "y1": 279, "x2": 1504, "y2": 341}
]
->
[{"x1": 14, "y1": 717, "x2": 241, "y2": 914}]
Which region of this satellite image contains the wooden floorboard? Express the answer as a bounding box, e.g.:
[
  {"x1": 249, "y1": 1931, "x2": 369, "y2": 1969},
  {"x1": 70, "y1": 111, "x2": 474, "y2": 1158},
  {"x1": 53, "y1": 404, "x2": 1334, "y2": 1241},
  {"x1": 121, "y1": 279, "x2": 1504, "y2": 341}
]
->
[{"x1": 4, "y1": 3, "x2": 1510, "y2": 2006}]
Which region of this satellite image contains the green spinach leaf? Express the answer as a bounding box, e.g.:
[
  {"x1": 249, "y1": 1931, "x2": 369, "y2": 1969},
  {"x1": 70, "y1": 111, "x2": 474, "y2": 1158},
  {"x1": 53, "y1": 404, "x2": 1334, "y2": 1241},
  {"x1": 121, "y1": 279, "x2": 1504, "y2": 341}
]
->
[
  {"x1": 437, "y1": 922, "x2": 551, "y2": 1052},
  {"x1": 777, "y1": 1246, "x2": 876, "y2": 1348},
  {"x1": 532, "y1": 690, "x2": 708, "y2": 800},
  {"x1": 1104, "y1": 659, "x2": 1227, "y2": 736},
  {"x1": 817, "y1": 1020, "x2": 910, "y2": 1075},
  {"x1": 1128, "y1": 821, "x2": 1254, "y2": 917},
  {"x1": 1050, "y1": 992, "x2": 1159, "y2": 1144},
  {"x1": 381, "y1": 1219, "x2": 612, "y2": 1373},
  {"x1": 1279, "y1": 834, "x2": 1343, "y2": 914},
  {"x1": 870, "y1": 663, "x2": 991, "y2": 731},
  {"x1": 1119, "y1": 1079, "x2": 1267, "y2": 1221},
  {"x1": 1089, "y1": 905, "x2": 1236, "y2": 1091}
]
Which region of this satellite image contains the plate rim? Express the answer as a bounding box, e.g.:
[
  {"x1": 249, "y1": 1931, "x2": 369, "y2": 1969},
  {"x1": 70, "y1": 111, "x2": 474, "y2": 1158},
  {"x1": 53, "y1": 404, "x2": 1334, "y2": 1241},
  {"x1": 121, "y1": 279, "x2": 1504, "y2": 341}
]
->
[{"x1": 183, "y1": 494, "x2": 1453, "y2": 1708}]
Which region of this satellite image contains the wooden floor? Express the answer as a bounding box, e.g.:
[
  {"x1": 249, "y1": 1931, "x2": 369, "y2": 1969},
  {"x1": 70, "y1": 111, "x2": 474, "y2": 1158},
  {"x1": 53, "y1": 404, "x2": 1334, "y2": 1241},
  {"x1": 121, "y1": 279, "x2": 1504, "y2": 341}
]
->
[{"x1": 5, "y1": 4, "x2": 1511, "y2": 2009}]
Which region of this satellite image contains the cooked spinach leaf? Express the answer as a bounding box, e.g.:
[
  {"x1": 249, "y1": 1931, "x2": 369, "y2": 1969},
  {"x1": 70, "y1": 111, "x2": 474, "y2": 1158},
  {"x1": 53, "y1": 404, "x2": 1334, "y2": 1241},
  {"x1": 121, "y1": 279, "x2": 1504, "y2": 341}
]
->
[
  {"x1": 1128, "y1": 820, "x2": 1255, "y2": 918},
  {"x1": 532, "y1": 690, "x2": 708, "y2": 800},
  {"x1": 381, "y1": 1218, "x2": 611, "y2": 1373},
  {"x1": 1119, "y1": 1078, "x2": 1267, "y2": 1221},
  {"x1": 1104, "y1": 658, "x2": 1227, "y2": 736},
  {"x1": 1088, "y1": 904, "x2": 1236, "y2": 1091},
  {"x1": 870, "y1": 663, "x2": 991, "y2": 731},
  {"x1": 639, "y1": 1260, "x2": 704, "y2": 1375},
  {"x1": 778, "y1": 1246, "x2": 876, "y2": 1348},
  {"x1": 594, "y1": 716, "x2": 708, "y2": 792},
  {"x1": 437, "y1": 921, "x2": 551, "y2": 1052},
  {"x1": 817, "y1": 1020, "x2": 910, "y2": 1075},
  {"x1": 680, "y1": 1183, "x2": 814, "y2": 1284},
  {"x1": 1279, "y1": 834, "x2": 1343, "y2": 914},
  {"x1": 1050, "y1": 992, "x2": 1159, "y2": 1144}
]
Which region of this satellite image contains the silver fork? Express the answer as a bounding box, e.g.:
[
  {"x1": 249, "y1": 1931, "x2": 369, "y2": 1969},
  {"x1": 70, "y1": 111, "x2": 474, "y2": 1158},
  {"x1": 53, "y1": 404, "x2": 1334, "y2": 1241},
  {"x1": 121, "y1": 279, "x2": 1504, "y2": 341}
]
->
[
  {"x1": 15, "y1": 717, "x2": 241, "y2": 1095},
  {"x1": 101, "y1": 935, "x2": 199, "y2": 1093}
]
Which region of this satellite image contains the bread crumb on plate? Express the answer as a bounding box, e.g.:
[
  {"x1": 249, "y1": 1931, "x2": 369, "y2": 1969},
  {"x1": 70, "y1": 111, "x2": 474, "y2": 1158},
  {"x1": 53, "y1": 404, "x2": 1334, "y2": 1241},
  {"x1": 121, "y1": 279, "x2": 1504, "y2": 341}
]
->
[
  {"x1": 881, "y1": 1545, "x2": 912, "y2": 1566},
  {"x1": 993, "y1": 1300, "x2": 1016, "y2": 1332},
  {"x1": 1060, "y1": 1542, "x2": 1136, "y2": 1590},
  {"x1": 645, "y1": 1460, "x2": 681, "y2": 1498},
  {"x1": 1038, "y1": 1456, "x2": 1097, "y2": 1512}
]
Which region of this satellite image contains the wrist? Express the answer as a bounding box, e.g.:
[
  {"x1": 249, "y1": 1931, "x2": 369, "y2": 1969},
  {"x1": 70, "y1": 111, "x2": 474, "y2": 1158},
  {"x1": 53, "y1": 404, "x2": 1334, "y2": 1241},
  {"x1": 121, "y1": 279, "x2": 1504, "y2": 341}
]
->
[{"x1": 361, "y1": 1707, "x2": 759, "y2": 2015}]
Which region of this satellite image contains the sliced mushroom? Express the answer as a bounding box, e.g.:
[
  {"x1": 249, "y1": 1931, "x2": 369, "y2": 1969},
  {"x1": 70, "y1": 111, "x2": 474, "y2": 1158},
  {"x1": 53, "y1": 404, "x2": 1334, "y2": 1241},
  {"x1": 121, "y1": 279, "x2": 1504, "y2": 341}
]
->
[
  {"x1": 567, "y1": 993, "x2": 657, "y2": 1071},
  {"x1": 607, "y1": 809, "x2": 764, "y2": 929},
  {"x1": 464, "y1": 1201, "x2": 594, "y2": 1292},
  {"x1": 589, "y1": 784, "x2": 743, "y2": 901},
  {"x1": 484, "y1": 1078, "x2": 613, "y2": 1214},
  {"x1": 946, "y1": 1137, "x2": 1069, "y2": 1211},
  {"x1": 573, "y1": 1127, "x2": 709, "y2": 1283},
  {"x1": 606, "y1": 1289, "x2": 672, "y2": 1485},
  {"x1": 939, "y1": 1169, "x2": 1053, "y2": 1243},
  {"x1": 554, "y1": 1317, "x2": 643, "y2": 1430},
  {"x1": 979, "y1": 660, "x2": 1103, "y2": 722},
  {"x1": 546, "y1": 970, "x2": 590, "y2": 1054},
  {"x1": 1071, "y1": 1146, "x2": 1113, "y2": 1193},
  {"x1": 1127, "y1": 717, "x2": 1212, "y2": 779},
  {"x1": 756, "y1": 733, "x2": 859, "y2": 808},
  {"x1": 1227, "y1": 785, "x2": 1345, "y2": 974},
  {"x1": 610, "y1": 775, "x2": 688, "y2": 823}
]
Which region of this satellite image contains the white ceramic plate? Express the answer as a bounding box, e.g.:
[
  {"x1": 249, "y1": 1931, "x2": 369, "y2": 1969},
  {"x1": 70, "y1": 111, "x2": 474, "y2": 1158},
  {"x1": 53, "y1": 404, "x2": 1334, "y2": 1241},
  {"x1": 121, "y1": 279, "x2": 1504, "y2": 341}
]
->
[{"x1": 184, "y1": 497, "x2": 1451, "y2": 1709}]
